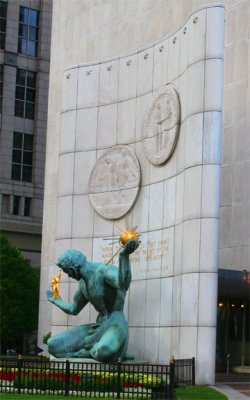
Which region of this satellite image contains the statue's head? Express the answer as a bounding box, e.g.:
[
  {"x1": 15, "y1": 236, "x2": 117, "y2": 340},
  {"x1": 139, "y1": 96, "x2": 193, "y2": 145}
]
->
[{"x1": 56, "y1": 249, "x2": 87, "y2": 281}]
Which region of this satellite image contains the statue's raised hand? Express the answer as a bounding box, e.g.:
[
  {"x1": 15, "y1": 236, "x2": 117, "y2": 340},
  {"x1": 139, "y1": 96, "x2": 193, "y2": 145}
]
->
[
  {"x1": 47, "y1": 288, "x2": 56, "y2": 303},
  {"x1": 122, "y1": 239, "x2": 141, "y2": 255}
]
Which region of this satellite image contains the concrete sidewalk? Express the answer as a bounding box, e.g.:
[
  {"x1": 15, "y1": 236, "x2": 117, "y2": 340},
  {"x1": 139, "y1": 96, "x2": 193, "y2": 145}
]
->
[
  {"x1": 213, "y1": 373, "x2": 250, "y2": 399},
  {"x1": 212, "y1": 384, "x2": 249, "y2": 400}
]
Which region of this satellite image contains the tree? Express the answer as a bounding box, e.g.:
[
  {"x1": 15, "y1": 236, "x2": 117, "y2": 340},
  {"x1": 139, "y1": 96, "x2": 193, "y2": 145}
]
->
[{"x1": 0, "y1": 235, "x2": 40, "y2": 353}]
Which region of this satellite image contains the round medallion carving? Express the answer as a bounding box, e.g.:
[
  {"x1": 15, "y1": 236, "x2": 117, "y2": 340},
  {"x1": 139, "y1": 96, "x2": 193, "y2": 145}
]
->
[
  {"x1": 88, "y1": 146, "x2": 141, "y2": 220},
  {"x1": 142, "y1": 84, "x2": 181, "y2": 165}
]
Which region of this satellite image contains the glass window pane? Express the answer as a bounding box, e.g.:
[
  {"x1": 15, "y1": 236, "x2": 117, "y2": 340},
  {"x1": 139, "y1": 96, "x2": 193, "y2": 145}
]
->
[
  {"x1": 22, "y1": 165, "x2": 32, "y2": 182},
  {"x1": 0, "y1": 2, "x2": 7, "y2": 18},
  {"x1": 25, "y1": 102, "x2": 35, "y2": 119},
  {"x1": 18, "y1": 23, "x2": 28, "y2": 38},
  {"x1": 20, "y1": 7, "x2": 29, "y2": 24},
  {"x1": 12, "y1": 164, "x2": 21, "y2": 181},
  {"x1": 29, "y1": 26, "x2": 37, "y2": 41},
  {"x1": 27, "y1": 71, "x2": 36, "y2": 88},
  {"x1": 23, "y1": 134, "x2": 33, "y2": 151},
  {"x1": 16, "y1": 69, "x2": 26, "y2": 85},
  {"x1": 18, "y1": 37, "x2": 27, "y2": 54},
  {"x1": 24, "y1": 197, "x2": 31, "y2": 217},
  {"x1": 0, "y1": 65, "x2": 3, "y2": 81},
  {"x1": 26, "y1": 88, "x2": 35, "y2": 102},
  {"x1": 23, "y1": 151, "x2": 32, "y2": 165},
  {"x1": 16, "y1": 85, "x2": 25, "y2": 100},
  {"x1": 27, "y1": 40, "x2": 36, "y2": 57},
  {"x1": 15, "y1": 100, "x2": 24, "y2": 118},
  {"x1": 0, "y1": 18, "x2": 6, "y2": 33},
  {"x1": 13, "y1": 132, "x2": 23, "y2": 148},
  {"x1": 29, "y1": 9, "x2": 39, "y2": 26},
  {"x1": 0, "y1": 32, "x2": 5, "y2": 50},
  {"x1": 12, "y1": 149, "x2": 22, "y2": 163}
]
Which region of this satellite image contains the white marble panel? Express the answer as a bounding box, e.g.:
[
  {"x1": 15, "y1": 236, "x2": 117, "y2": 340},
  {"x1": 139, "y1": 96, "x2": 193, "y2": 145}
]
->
[
  {"x1": 196, "y1": 327, "x2": 216, "y2": 384},
  {"x1": 150, "y1": 163, "x2": 165, "y2": 184},
  {"x1": 137, "y1": 47, "x2": 153, "y2": 96},
  {"x1": 153, "y1": 39, "x2": 168, "y2": 90},
  {"x1": 58, "y1": 153, "x2": 74, "y2": 196},
  {"x1": 176, "y1": 122, "x2": 186, "y2": 175},
  {"x1": 77, "y1": 64, "x2": 99, "y2": 108},
  {"x1": 149, "y1": 181, "x2": 164, "y2": 231},
  {"x1": 117, "y1": 98, "x2": 136, "y2": 145},
  {"x1": 97, "y1": 103, "x2": 117, "y2": 148},
  {"x1": 186, "y1": 61, "x2": 205, "y2": 117},
  {"x1": 93, "y1": 212, "x2": 114, "y2": 238},
  {"x1": 170, "y1": 327, "x2": 180, "y2": 358},
  {"x1": 168, "y1": 31, "x2": 180, "y2": 83},
  {"x1": 204, "y1": 59, "x2": 223, "y2": 111},
  {"x1": 206, "y1": 6, "x2": 225, "y2": 60},
  {"x1": 145, "y1": 279, "x2": 161, "y2": 326},
  {"x1": 132, "y1": 185, "x2": 149, "y2": 233},
  {"x1": 162, "y1": 227, "x2": 174, "y2": 277},
  {"x1": 163, "y1": 176, "x2": 176, "y2": 228},
  {"x1": 164, "y1": 149, "x2": 177, "y2": 180},
  {"x1": 184, "y1": 166, "x2": 202, "y2": 220},
  {"x1": 187, "y1": 9, "x2": 206, "y2": 66},
  {"x1": 159, "y1": 328, "x2": 172, "y2": 364},
  {"x1": 89, "y1": 305, "x2": 98, "y2": 324},
  {"x1": 174, "y1": 223, "x2": 183, "y2": 276},
  {"x1": 198, "y1": 273, "x2": 218, "y2": 326},
  {"x1": 51, "y1": 325, "x2": 68, "y2": 337},
  {"x1": 172, "y1": 275, "x2": 181, "y2": 326},
  {"x1": 38, "y1": 300, "x2": 52, "y2": 347},
  {"x1": 180, "y1": 273, "x2": 199, "y2": 326},
  {"x1": 74, "y1": 150, "x2": 96, "y2": 195},
  {"x1": 99, "y1": 60, "x2": 119, "y2": 105},
  {"x1": 55, "y1": 240, "x2": 71, "y2": 266},
  {"x1": 131, "y1": 231, "x2": 148, "y2": 281},
  {"x1": 182, "y1": 219, "x2": 200, "y2": 273},
  {"x1": 60, "y1": 111, "x2": 76, "y2": 154},
  {"x1": 178, "y1": 70, "x2": 187, "y2": 122},
  {"x1": 175, "y1": 171, "x2": 184, "y2": 225},
  {"x1": 56, "y1": 196, "x2": 72, "y2": 239},
  {"x1": 135, "y1": 92, "x2": 153, "y2": 142},
  {"x1": 128, "y1": 328, "x2": 144, "y2": 360},
  {"x1": 185, "y1": 113, "x2": 203, "y2": 168},
  {"x1": 71, "y1": 238, "x2": 93, "y2": 261},
  {"x1": 134, "y1": 143, "x2": 150, "y2": 186},
  {"x1": 200, "y1": 219, "x2": 219, "y2": 273},
  {"x1": 62, "y1": 68, "x2": 78, "y2": 112},
  {"x1": 179, "y1": 22, "x2": 188, "y2": 76},
  {"x1": 129, "y1": 280, "x2": 146, "y2": 327},
  {"x1": 118, "y1": 54, "x2": 137, "y2": 101},
  {"x1": 160, "y1": 277, "x2": 173, "y2": 326},
  {"x1": 147, "y1": 230, "x2": 162, "y2": 279},
  {"x1": 179, "y1": 327, "x2": 197, "y2": 358},
  {"x1": 72, "y1": 195, "x2": 94, "y2": 238},
  {"x1": 93, "y1": 237, "x2": 109, "y2": 265},
  {"x1": 201, "y1": 165, "x2": 221, "y2": 218},
  {"x1": 144, "y1": 328, "x2": 159, "y2": 363},
  {"x1": 76, "y1": 108, "x2": 98, "y2": 151},
  {"x1": 203, "y1": 112, "x2": 222, "y2": 165}
]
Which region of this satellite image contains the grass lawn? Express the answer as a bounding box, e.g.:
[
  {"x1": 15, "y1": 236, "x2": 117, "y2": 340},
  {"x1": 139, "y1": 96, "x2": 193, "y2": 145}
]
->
[{"x1": 175, "y1": 386, "x2": 228, "y2": 399}]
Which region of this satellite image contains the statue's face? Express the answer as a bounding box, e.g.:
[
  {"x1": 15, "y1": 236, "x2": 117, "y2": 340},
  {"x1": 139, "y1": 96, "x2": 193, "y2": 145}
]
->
[{"x1": 59, "y1": 265, "x2": 81, "y2": 281}]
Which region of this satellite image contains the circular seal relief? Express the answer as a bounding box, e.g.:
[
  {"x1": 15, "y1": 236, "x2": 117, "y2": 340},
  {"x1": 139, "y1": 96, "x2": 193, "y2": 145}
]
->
[
  {"x1": 88, "y1": 146, "x2": 141, "y2": 220},
  {"x1": 142, "y1": 84, "x2": 181, "y2": 165}
]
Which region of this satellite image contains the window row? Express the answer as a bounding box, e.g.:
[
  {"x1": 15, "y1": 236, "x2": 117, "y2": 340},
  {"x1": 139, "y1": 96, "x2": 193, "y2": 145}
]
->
[
  {"x1": 2, "y1": 194, "x2": 32, "y2": 217},
  {"x1": 0, "y1": 2, "x2": 39, "y2": 57},
  {"x1": 0, "y1": 65, "x2": 36, "y2": 118}
]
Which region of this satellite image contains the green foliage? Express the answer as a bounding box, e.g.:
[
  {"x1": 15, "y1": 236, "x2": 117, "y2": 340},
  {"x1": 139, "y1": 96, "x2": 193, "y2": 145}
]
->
[
  {"x1": 42, "y1": 332, "x2": 51, "y2": 344},
  {"x1": 175, "y1": 386, "x2": 228, "y2": 400},
  {"x1": 0, "y1": 236, "x2": 40, "y2": 341}
]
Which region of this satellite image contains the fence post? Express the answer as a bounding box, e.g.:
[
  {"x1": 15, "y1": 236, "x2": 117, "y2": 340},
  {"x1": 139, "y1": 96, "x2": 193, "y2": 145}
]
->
[
  {"x1": 192, "y1": 357, "x2": 195, "y2": 386},
  {"x1": 117, "y1": 358, "x2": 121, "y2": 400},
  {"x1": 169, "y1": 355, "x2": 175, "y2": 400},
  {"x1": 17, "y1": 354, "x2": 22, "y2": 394},
  {"x1": 64, "y1": 358, "x2": 70, "y2": 397}
]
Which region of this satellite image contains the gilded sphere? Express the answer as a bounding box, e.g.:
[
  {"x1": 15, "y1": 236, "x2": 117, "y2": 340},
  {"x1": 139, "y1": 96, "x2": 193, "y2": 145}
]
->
[{"x1": 119, "y1": 229, "x2": 139, "y2": 246}]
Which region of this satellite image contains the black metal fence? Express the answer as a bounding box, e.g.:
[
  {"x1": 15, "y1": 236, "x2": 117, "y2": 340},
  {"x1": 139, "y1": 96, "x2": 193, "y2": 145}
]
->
[{"x1": 0, "y1": 356, "x2": 195, "y2": 399}]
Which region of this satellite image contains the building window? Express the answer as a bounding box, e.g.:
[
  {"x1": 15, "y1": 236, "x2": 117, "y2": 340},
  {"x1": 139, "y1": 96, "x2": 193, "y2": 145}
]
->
[
  {"x1": 0, "y1": 1, "x2": 7, "y2": 50},
  {"x1": 15, "y1": 69, "x2": 36, "y2": 119},
  {"x1": 18, "y1": 6, "x2": 39, "y2": 57},
  {"x1": 13, "y1": 195, "x2": 21, "y2": 215},
  {"x1": 12, "y1": 132, "x2": 33, "y2": 182},
  {"x1": 2, "y1": 194, "x2": 10, "y2": 214},
  {"x1": 24, "y1": 197, "x2": 31, "y2": 216},
  {"x1": 0, "y1": 64, "x2": 3, "y2": 113}
]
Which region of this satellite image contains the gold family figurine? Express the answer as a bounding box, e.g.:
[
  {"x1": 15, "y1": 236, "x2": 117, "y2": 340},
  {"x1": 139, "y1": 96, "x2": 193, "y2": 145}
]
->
[{"x1": 50, "y1": 270, "x2": 61, "y2": 299}]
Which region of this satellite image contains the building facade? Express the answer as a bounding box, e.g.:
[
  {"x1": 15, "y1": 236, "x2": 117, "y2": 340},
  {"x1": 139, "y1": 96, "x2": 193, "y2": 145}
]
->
[
  {"x1": 38, "y1": 0, "x2": 249, "y2": 384},
  {"x1": 0, "y1": 0, "x2": 52, "y2": 267}
]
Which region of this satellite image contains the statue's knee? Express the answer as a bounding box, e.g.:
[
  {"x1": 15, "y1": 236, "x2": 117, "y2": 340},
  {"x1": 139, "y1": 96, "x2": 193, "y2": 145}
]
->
[{"x1": 47, "y1": 336, "x2": 59, "y2": 356}]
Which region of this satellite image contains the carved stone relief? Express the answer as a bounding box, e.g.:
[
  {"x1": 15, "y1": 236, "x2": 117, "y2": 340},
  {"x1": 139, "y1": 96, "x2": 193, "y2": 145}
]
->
[
  {"x1": 142, "y1": 84, "x2": 181, "y2": 165},
  {"x1": 88, "y1": 146, "x2": 141, "y2": 220}
]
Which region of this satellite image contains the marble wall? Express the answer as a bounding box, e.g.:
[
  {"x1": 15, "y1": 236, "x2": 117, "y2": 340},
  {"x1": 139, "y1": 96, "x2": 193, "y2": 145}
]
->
[{"x1": 39, "y1": 5, "x2": 224, "y2": 384}]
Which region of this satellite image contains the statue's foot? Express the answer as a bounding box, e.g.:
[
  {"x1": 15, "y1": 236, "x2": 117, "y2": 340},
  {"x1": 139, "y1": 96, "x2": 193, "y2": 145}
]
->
[
  {"x1": 72, "y1": 348, "x2": 92, "y2": 358},
  {"x1": 123, "y1": 353, "x2": 135, "y2": 360}
]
